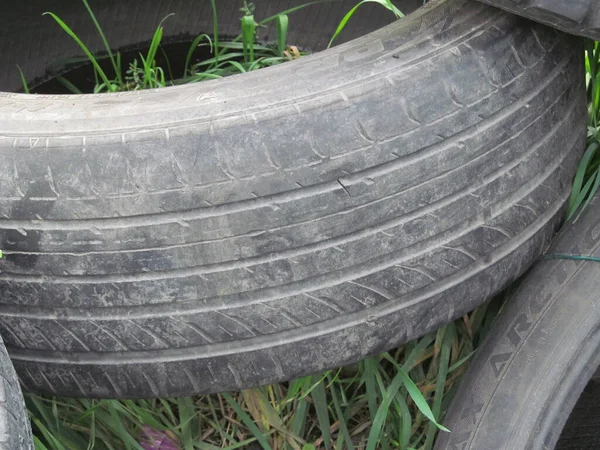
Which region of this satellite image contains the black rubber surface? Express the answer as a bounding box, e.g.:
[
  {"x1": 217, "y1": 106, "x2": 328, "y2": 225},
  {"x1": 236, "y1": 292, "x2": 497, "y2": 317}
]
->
[
  {"x1": 435, "y1": 194, "x2": 600, "y2": 450},
  {"x1": 477, "y1": 0, "x2": 600, "y2": 41},
  {"x1": 0, "y1": 0, "x2": 587, "y2": 398},
  {"x1": 0, "y1": 336, "x2": 33, "y2": 450},
  {"x1": 555, "y1": 381, "x2": 600, "y2": 449}
]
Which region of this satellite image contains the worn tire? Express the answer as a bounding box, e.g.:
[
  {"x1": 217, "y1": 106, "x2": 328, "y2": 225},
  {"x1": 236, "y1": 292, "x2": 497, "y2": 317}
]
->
[
  {"x1": 0, "y1": 0, "x2": 587, "y2": 398},
  {"x1": 435, "y1": 194, "x2": 600, "y2": 450},
  {"x1": 477, "y1": 0, "x2": 600, "y2": 41},
  {"x1": 0, "y1": 337, "x2": 33, "y2": 450}
]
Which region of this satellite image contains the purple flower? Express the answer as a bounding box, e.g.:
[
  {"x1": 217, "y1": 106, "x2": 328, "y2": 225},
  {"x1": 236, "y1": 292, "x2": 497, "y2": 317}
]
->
[{"x1": 139, "y1": 426, "x2": 180, "y2": 450}]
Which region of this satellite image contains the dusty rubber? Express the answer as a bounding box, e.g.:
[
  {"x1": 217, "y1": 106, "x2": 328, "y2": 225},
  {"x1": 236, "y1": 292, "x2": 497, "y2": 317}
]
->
[
  {"x1": 0, "y1": 0, "x2": 587, "y2": 398},
  {"x1": 477, "y1": 0, "x2": 600, "y2": 41},
  {"x1": 0, "y1": 336, "x2": 33, "y2": 449},
  {"x1": 435, "y1": 194, "x2": 600, "y2": 450}
]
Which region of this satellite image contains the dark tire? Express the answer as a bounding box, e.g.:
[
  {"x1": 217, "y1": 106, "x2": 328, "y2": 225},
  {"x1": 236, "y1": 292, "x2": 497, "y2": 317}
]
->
[
  {"x1": 435, "y1": 194, "x2": 600, "y2": 450},
  {"x1": 0, "y1": 0, "x2": 587, "y2": 398},
  {"x1": 0, "y1": 337, "x2": 33, "y2": 449},
  {"x1": 555, "y1": 380, "x2": 600, "y2": 449},
  {"x1": 477, "y1": 0, "x2": 600, "y2": 41}
]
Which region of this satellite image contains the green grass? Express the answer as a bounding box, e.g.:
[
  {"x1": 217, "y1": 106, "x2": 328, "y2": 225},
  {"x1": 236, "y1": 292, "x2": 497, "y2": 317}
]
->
[
  {"x1": 567, "y1": 40, "x2": 600, "y2": 218},
  {"x1": 22, "y1": 0, "x2": 413, "y2": 94},
  {"x1": 27, "y1": 0, "x2": 320, "y2": 94},
  {"x1": 26, "y1": 298, "x2": 504, "y2": 450},
  {"x1": 328, "y1": 0, "x2": 404, "y2": 47}
]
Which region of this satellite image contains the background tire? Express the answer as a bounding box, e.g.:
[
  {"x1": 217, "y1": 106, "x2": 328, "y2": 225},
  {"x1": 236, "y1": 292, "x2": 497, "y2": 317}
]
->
[
  {"x1": 477, "y1": 0, "x2": 600, "y2": 42},
  {"x1": 555, "y1": 379, "x2": 600, "y2": 449},
  {"x1": 0, "y1": 337, "x2": 33, "y2": 449},
  {"x1": 435, "y1": 194, "x2": 600, "y2": 450},
  {"x1": 0, "y1": 0, "x2": 587, "y2": 398}
]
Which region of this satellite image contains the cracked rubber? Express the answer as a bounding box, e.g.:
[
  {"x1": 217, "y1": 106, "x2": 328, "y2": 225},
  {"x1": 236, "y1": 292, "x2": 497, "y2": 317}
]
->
[
  {"x1": 477, "y1": 0, "x2": 600, "y2": 41},
  {"x1": 0, "y1": 0, "x2": 587, "y2": 398},
  {"x1": 435, "y1": 193, "x2": 600, "y2": 450}
]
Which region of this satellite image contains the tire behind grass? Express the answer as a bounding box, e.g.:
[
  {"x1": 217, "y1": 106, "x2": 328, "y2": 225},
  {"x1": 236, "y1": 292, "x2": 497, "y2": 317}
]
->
[
  {"x1": 0, "y1": 0, "x2": 587, "y2": 398},
  {"x1": 435, "y1": 193, "x2": 600, "y2": 450}
]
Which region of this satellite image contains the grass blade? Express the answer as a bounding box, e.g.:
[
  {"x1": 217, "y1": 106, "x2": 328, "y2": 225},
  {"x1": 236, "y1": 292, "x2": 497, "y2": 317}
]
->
[
  {"x1": 362, "y1": 357, "x2": 380, "y2": 422},
  {"x1": 31, "y1": 417, "x2": 67, "y2": 450},
  {"x1": 276, "y1": 14, "x2": 289, "y2": 56},
  {"x1": 424, "y1": 325, "x2": 453, "y2": 449},
  {"x1": 241, "y1": 15, "x2": 256, "y2": 62},
  {"x1": 210, "y1": 0, "x2": 220, "y2": 65},
  {"x1": 222, "y1": 392, "x2": 272, "y2": 450},
  {"x1": 17, "y1": 65, "x2": 30, "y2": 93},
  {"x1": 365, "y1": 371, "x2": 404, "y2": 450},
  {"x1": 329, "y1": 0, "x2": 404, "y2": 48},
  {"x1": 33, "y1": 435, "x2": 50, "y2": 450},
  {"x1": 395, "y1": 389, "x2": 413, "y2": 450},
  {"x1": 398, "y1": 369, "x2": 449, "y2": 432},
  {"x1": 567, "y1": 141, "x2": 599, "y2": 217},
  {"x1": 310, "y1": 379, "x2": 331, "y2": 449},
  {"x1": 258, "y1": 1, "x2": 329, "y2": 25},
  {"x1": 448, "y1": 350, "x2": 476, "y2": 373},
  {"x1": 184, "y1": 34, "x2": 212, "y2": 76},
  {"x1": 146, "y1": 14, "x2": 173, "y2": 65},
  {"x1": 177, "y1": 397, "x2": 197, "y2": 450},
  {"x1": 226, "y1": 60, "x2": 247, "y2": 74},
  {"x1": 80, "y1": 0, "x2": 121, "y2": 84},
  {"x1": 328, "y1": 381, "x2": 354, "y2": 450},
  {"x1": 43, "y1": 12, "x2": 114, "y2": 91},
  {"x1": 575, "y1": 168, "x2": 600, "y2": 221},
  {"x1": 159, "y1": 46, "x2": 175, "y2": 82},
  {"x1": 290, "y1": 398, "x2": 310, "y2": 439},
  {"x1": 56, "y1": 75, "x2": 83, "y2": 94}
]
